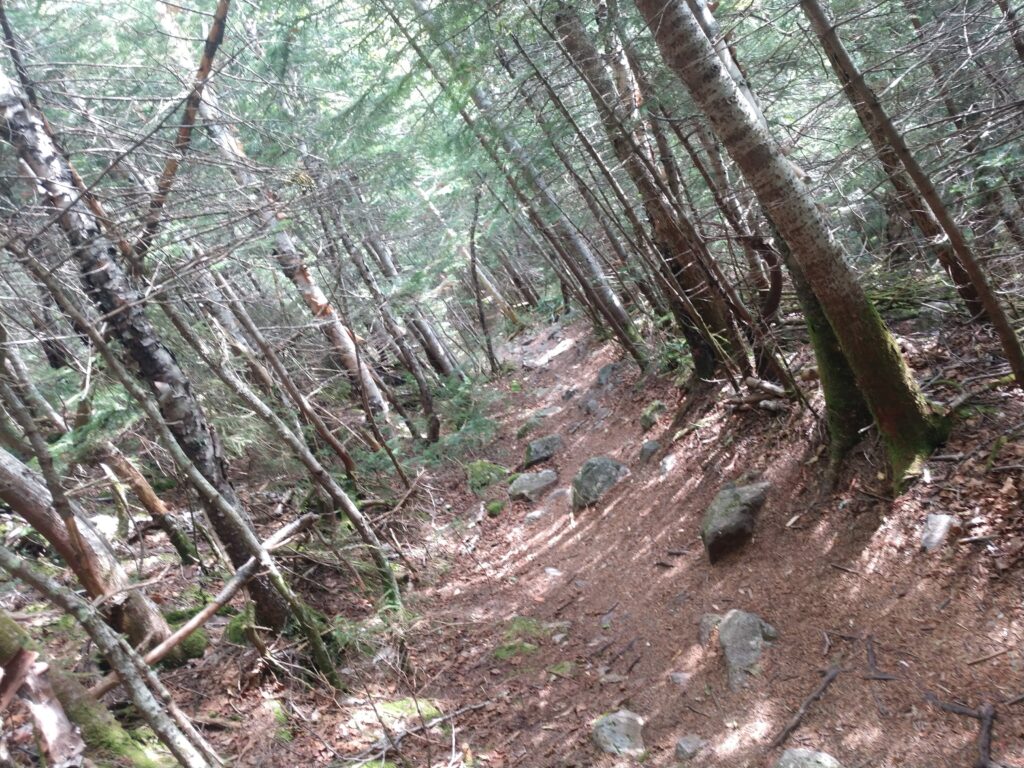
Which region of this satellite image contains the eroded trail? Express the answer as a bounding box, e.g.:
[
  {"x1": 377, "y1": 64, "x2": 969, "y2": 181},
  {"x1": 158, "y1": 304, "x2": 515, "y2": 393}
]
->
[{"x1": 400, "y1": 319, "x2": 1024, "y2": 768}]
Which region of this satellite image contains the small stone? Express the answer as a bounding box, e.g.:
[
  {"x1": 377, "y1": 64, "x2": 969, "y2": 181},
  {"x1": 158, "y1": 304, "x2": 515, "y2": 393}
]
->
[
  {"x1": 700, "y1": 482, "x2": 771, "y2": 563},
  {"x1": 563, "y1": 388, "x2": 578, "y2": 400},
  {"x1": 524, "y1": 435, "x2": 564, "y2": 468},
  {"x1": 660, "y1": 454, "x2": 678, "y2": 476},
  {"x1": 674, "y1": 734, "x2": 706, "y2": 760},
  {"x1": 544, "y1": 567, "x2": 563, "y2": 577},
  {"x1": 639, "y1": 440, "x2": 660, "y2": 463},
  {"x1": 572, "y1": 457, "x2": 629, "y2": 511},
  {"x1": 718, "y1": 609, "x2": 777, "y2": 691},
  {"x1": 669, "y1": 671, "x2": 692, "y2": 687},
  {"x1": 582, "y1": 397, "x2": 609, "y2": 418},
  {"x1": 774, "y1": 748, "x2": 845, "y2": 768},
  {"x1": 921, "y1": 513, "x2": 955, "y2": 552},
  {"x1": 552, "y1": 633, "x2": 567, "y2": 644},
  {"x1": 591, "y1": 709, "x2": 644, "y2": 756},
  {"x1": 596, "y1": 362, "x2": 623, "y2": 388},
  {"x1": 509, "y1": 470, "x2": 559, "y2": 502},
  {"x1": 524, "y1": 510, "x2": 546, "y2": 524}
]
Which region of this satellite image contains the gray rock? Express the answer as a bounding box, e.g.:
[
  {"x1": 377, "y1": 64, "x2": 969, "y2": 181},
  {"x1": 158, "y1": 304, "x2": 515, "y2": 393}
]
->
[
  {"x1": 524, "y1": 510, "x2": 546, "y2": 524},
  {"x1": 668, "y1": 671, "x2": 692, "y2": 688},
  {"x1": 660, "y1": 453, "x2": 678, "y2": 476},
  {"x1": 639, "y1": 440, "x2": 660, "y2": 463},
  {"x1": 596, "y1": 362, "x2": 624, "y2": 388},
  {"x1": 698, "y1": 613, "x2": 723, "y2": 645},
  {"x1": 774, "y1": 748, "x2": 845, "y2": 768},
  {"x1": 509, "y1": 470, "x2": 558, "y2": 502},
  {"x1": 591, "y1": 709, "x2": 644, "y2": 756},
  {"x1": 572, "y1": 457, "x2": 629, "y2": 511},
  {"x1": 582, "y1": 397, "x2": 609, "y2": 418},
  {"x1": 718, "y1": 609, "x2": 777, "y2": 690},
  {"x1": 675, "y1": 734, "x2": 706, "y2": 760},
  {"x1": 700, "y1": 482, "x2": 771, "y2": 563},
  {"x1": 524, "y1": 435, "x2": 564, "y2": 468},
  {"x1": 921, "y1": 513, "x2": 955, "y2": 552}
]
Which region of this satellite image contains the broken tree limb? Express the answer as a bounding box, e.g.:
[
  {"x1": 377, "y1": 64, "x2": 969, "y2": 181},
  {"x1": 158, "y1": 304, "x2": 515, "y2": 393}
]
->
[
  {"x1": 924, "y1": 692, "x2": 996, "y2": 768},
  {"x1": 769, "y1": 665, "x2": 840, "y2": 749},
  {"x1": 90, "y1": 513, "x2": 318, "y2": 698}
]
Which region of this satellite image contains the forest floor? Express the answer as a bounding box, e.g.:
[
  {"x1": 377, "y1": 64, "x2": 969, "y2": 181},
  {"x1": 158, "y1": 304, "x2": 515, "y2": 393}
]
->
[{"x1": 11, "y1": 312, "x2": 1023, "y2": 768}]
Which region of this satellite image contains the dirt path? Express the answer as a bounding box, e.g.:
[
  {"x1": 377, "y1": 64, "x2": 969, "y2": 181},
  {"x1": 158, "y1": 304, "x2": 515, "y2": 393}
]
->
[{"x1": 402, "y1": 319, "x2": 1024, "y2": 768}]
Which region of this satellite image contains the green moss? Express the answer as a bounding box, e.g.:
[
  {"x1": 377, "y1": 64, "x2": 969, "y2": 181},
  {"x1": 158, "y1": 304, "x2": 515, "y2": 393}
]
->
[
  {"x1": 640, "y1": 401, "x2": 667, "y2": 432},
  {"x1": 516, "y1": 417, "x2": 540, "y2": 439},
  {"x1": 224, "y1": 604, "x2": 255, "y2": 644},
  {"x1": 485, "y1": 500, "x2": 505, "y2": 517},
  {"x1": 503, "y1": 616, "x2": 547, "y2": 641},
  {"x1": 465, "y1": 460, "x2": 508, "y2": 495},
  {"x1": 174, "y1": 627, "x2": 208, "y2": 661},
  {"x1": 378, "y1": 697, "x2": 442, "y2": 722},
  {"x1": 493, "y1": 641, "x2": 538, "y2": 660},
  {"x1": 548, "y1": 660, "x2": 576, "y2": 677}
]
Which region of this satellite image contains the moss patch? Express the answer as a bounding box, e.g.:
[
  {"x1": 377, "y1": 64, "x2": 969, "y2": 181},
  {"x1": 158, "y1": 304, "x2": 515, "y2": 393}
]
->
[
  {"x1": 548, "y1": 660, "x2": 576, "y2": 677},
  {"x1": 493, "y1": 640, "x2": 538, "y2": 660},
  {"x1": 466, "y1": 460, "x2": 509, "y2": 496},
  {"x1": 224, "y1": 604, "x2": 255, "y2": 644},
  {"x1": 485, "y1": 500, "x2": 506, "y2": 517},
  {"x1": 640, "y1": 400, "x2": 667, "y2": 432},
  {"x1": 378, "y1": 697, "x2": 442, "y2": 724},
  {"x1": 503, "y1": 616, "x2": 548, "y2": 641}
]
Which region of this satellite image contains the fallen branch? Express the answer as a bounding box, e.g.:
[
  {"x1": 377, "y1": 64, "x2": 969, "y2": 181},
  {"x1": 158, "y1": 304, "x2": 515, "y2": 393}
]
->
[
  {"x1": 90, "y1": 514, "x2": 318, "y2": 698},
  {"x1": 769, "y1": 665, "x2": 840, "y2": 749},
  {"x1": 924, "y1": 692, "x2": 996, "y2": 768}
]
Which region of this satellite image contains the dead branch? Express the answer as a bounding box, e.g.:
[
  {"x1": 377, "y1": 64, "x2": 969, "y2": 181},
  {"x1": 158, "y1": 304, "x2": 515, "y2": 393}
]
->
[{"x1": 769, "y1": 665, "x2": 840, "y2": 750}]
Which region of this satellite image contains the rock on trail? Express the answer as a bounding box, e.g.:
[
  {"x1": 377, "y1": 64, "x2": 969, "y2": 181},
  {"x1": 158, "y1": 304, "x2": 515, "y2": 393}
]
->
[{"x1": 571, "y1": 457, "x2": 629, "y2": 511}]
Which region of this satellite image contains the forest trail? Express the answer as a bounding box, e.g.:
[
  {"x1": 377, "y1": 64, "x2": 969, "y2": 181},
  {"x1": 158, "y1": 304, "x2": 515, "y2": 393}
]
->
[{"x1": 387, "y1": 318, "x2": 1024, "y2": 768}]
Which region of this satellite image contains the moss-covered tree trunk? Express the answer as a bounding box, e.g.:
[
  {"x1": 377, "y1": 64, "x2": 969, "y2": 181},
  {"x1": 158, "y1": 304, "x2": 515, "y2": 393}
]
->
[
  {"x1": 0, "y1": 610, "x2": 172, "y2": 767},
  {"x1": 636, "y1": 0, "x2": 947, "y2": 481}
]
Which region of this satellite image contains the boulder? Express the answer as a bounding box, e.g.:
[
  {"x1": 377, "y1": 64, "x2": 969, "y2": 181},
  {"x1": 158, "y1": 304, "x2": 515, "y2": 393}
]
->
[
  {"x1": 674, "y1": 734, "x2": 706, "y2": 760},
  {"x1": 639, "y1": 440, "x2": 660, "y2": 464},
  {"x1": 718, "y1": 609, "x2": 777, "y2": 690},
  {"x1": 774, "y1": 748, "x2": 845, "y2": 768},
  {"x1": 591, "y1": 709, "x2": 644, "y2": 757},
  {"x1": 509, "y1": 470, "x2": 558, "y2": 502},
  {"x1": 700, "y1": 482, "x2": 771, "y2": 563},
  {"x1": 524, "y1": 435, "x2": 564, "y2": 468},
  {"x1": 572, "y1": 457, "x2": 629, "y2": 511}
]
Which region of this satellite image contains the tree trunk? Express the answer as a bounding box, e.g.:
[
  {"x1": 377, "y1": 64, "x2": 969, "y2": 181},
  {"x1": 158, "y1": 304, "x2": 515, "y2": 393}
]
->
[
  {"x1": 0, "y1": 71, "x2": 290, "y2": 628},
  {"x1": 0, "y1": 544, "x2": 214, "y2": 767},
  {"x1": 397, "y1": 0, "x2": 638, "y2": 347},
  {"x1": 0, "y1": 610, "x2": 172, "y2": 768},
  {"x1": 0, "y1": 448, "x2": 179, "y2": 657},
  {"x1": 153, "y1": 2, "x2": 387, "y2": 418},
  {"x1": 799, "y1": 0, "x2": 1024, "y2": 388},
  {"x1": 634, "y1": 0, "x2": 948, "y2": 480},
  {"x1": 556, "y1": 5, "x2": 737, "y2": 377}
]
